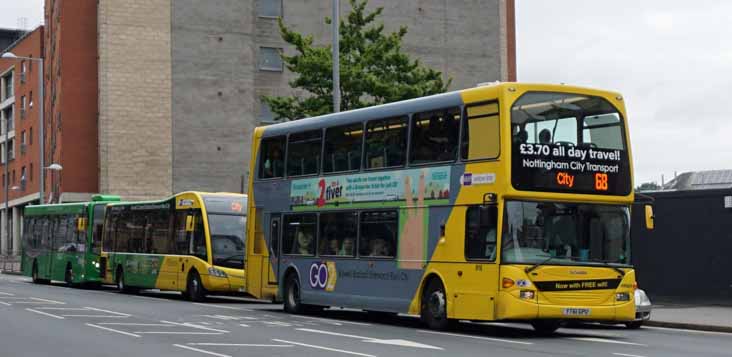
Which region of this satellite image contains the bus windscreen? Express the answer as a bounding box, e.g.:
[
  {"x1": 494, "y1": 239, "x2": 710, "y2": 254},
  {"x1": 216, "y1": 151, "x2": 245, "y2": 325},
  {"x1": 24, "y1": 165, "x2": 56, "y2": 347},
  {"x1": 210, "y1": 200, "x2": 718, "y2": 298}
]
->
[{"x1": 510, "y1": 92, "x2": 631, "y2": 195}]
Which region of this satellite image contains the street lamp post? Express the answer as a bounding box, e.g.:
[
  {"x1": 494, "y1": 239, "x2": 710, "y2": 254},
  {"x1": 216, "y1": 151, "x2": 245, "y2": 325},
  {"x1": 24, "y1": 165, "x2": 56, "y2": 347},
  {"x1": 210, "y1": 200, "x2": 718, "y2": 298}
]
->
[
  {"x1": 1, "y1": 52, "x2": 46, "y2": 204},
  {"x1": 332, "y1": 0, "x2": 340, "y2": 113}
]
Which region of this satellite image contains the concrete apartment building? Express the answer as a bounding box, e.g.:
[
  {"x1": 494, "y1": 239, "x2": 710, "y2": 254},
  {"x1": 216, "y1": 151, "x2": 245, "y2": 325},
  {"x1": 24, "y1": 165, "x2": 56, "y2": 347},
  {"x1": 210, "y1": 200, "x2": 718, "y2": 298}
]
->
[
  {"x1": 0, "y1": 0, "x2": 514, "y2": 264},
  {"x1": 0, "y1": 26, "x2": 43, "y2": 262}
]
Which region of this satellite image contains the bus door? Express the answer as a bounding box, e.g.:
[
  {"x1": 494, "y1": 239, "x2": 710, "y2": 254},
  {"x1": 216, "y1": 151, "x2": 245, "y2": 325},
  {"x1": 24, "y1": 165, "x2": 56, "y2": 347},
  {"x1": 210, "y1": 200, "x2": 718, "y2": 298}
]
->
[
  {"x1": 177, "y1": 211, "x2": 206, "y2": 288},
  {"x1": 43, "y1": 218, "x2": 56, "y2": 279},
  {"x1": 268, "y1": 214, "x2": 281, "y2": 285}
]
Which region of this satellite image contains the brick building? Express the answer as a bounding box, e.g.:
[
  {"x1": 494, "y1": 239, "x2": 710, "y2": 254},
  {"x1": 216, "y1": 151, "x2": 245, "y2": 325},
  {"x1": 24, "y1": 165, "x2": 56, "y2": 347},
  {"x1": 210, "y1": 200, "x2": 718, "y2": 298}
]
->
[{"x1": 0, "y1": 26, "x2": 43, "y2": 260}]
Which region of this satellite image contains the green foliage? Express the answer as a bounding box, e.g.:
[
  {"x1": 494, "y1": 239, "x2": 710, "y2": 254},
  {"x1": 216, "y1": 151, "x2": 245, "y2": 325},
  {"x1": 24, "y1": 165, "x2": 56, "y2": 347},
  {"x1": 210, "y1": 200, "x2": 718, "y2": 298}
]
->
[
  {"x1": 635, "y1": 182, "x2": 661, "y2": 192},
  {"x1": 263, "y1": 0, "x2": 451, "y2": 121}
]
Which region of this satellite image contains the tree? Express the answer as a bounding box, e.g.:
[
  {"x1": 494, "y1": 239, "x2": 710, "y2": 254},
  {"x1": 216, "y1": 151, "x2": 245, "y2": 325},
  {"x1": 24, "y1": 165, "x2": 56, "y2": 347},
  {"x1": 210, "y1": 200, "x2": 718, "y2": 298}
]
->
[
  {"x1": 635, "y1": 182, "x2": 661, "y2": 192},
  {"x1": 263, "y1": 0, "x2": 451, "y2": 121}
]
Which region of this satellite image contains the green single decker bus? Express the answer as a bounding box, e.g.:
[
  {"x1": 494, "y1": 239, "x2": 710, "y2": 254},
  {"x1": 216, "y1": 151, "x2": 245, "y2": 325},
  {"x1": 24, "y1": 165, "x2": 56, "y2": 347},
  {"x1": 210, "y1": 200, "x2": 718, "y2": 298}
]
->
[{"x1": 21, "y1": 195, "x2": 122, "y2": 285}]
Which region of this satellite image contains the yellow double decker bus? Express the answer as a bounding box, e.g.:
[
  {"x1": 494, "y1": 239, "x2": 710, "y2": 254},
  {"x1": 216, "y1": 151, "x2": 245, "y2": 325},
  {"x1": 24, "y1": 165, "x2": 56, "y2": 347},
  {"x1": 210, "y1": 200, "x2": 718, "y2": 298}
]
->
[
  {"x1": 100, "y1": 192, "x2": 247, "y2": 301},
  {"x1": 244, "y1": 83, "x2": 653, "y2": 333}
]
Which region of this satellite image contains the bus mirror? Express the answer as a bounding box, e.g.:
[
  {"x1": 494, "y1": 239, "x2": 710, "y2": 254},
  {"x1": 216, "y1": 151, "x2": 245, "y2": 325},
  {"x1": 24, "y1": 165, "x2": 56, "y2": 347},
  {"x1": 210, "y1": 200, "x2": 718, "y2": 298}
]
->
[
  {"x1": 185, "y1": 215, "x2": 195, "y2": 232},
  {"x1": 77, "y1": 217, "x2": 87, "y2": 232},
  {"x1": 644, "y1": 205, "x2": 654, "y2": 230}
]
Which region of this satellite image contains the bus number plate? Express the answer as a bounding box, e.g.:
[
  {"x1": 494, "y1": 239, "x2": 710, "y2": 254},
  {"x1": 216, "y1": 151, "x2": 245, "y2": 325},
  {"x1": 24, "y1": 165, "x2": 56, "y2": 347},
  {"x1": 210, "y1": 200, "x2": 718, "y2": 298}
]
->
[{"x1": 562, "y1": 308, "x2": 591, "y2": 316}]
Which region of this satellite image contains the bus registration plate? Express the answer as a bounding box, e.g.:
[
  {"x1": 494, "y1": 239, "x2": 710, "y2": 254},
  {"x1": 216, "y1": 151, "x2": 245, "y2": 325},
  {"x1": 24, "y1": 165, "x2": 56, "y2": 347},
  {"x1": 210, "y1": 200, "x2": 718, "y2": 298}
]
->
[{"x1": 563, "y1": 308, "x2": 591, "y2": 316}]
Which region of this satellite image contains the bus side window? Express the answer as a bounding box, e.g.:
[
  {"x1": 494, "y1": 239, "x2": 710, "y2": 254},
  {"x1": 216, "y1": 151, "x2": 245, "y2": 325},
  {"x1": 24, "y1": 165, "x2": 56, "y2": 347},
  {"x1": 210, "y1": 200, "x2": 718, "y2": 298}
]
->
[
  {"x1": 365, "y1": 116, "x2": 408, "y2": 169},
  {"x1": 462, "y1": 102, "x2": 500, "y2": 161},
  {"x1": 410, "y1": 107, "x2": 461, "y2": 164},
  {"x1": 259, "y1": 136, "x2": 286, "y2": 179},
  {"x1": 359, "y1": 210, "x2": 397, "y2": 258},
  {"x1": 465, "y1": 205, "x2": 498, "y2": 261},
  {"x1": 287, "y1": 130, "x2": 322, "y2": 177},
  {"x1": 175, "y1": 210, "x2": 206, "y2": 260},
  {"x1": 190, "y1": 214, "x2": 207, "y2": 261}
]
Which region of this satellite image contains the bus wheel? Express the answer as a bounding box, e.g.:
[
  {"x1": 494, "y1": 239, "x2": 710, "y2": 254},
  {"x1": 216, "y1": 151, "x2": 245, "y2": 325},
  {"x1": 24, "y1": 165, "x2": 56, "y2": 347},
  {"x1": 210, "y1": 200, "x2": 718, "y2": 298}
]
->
[
  {"x1": 64, "y1": 264, "x2": 74, "y2": 287},
  {"x1": 531, "y1": 320, "x2": 561, "y2": 335},
  {"x1": 116, "y1": 267, "x2": 137, "y2": 294},
  {"x1": 186, "y1": 271, "x2": 206, "y2": 302},
  {"x1": 283, "y1": 273, "x2": 304, "y2": 314},
  {"x1": 32, "y1": 261, "x2": 41, "y2": 284},
  {"x1": 421, "y1": 279, "x2": 454, "y2": 330}
]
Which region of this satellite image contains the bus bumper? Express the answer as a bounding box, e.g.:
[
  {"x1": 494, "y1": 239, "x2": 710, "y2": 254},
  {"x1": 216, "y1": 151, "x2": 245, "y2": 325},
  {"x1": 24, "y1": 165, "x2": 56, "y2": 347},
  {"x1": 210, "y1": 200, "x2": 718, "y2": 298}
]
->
[
  {"x1": 496, "y1": 291, "x2": 636, "y2": 322},
  {"x1": 203, "y1": 268, "x2": 246, "y2": 293}
]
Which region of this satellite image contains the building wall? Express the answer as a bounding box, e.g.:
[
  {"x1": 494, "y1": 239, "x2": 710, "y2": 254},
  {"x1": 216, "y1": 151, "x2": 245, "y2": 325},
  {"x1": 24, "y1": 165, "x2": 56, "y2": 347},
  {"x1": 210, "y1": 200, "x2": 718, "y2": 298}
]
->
[
  {"x1": 98, "y1": 0, "x2": 173, "y2": 201},
  {"x1": 171, "y1": 0, "x2": 516, "y2": 194},
  {"x1": 0, "y1": 26, "x2": 44, "y2": 257},
  {"x1": 171, "y1": 0, "x2": 255, "y2": 194}
]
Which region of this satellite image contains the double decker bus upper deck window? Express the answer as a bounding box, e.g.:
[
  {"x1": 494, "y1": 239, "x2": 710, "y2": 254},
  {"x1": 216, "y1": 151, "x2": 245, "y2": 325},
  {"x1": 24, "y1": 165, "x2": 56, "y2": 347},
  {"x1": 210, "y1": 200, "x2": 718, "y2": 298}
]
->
[{"x1": 511, "y1": 92, "x2": 631, "y2": 195}]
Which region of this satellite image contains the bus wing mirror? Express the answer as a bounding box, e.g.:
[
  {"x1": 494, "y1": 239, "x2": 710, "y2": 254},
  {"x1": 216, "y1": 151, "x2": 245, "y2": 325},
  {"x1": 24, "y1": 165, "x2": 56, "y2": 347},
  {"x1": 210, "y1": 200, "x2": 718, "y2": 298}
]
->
[
  {"x1": 185, "y1": 215, "x2": 195, "y2": 232},
  {"x1": 77, "y1": 217, "x2": 87, "y2": 232},
  {"x1": 644, "y1": 205, "x2": 654, "y2": 230}
]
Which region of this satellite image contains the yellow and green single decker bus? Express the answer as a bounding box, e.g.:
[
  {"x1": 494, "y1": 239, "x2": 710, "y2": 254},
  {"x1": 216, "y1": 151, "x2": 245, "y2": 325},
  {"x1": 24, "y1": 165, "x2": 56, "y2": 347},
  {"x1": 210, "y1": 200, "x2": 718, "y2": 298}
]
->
[
  {"x1": 21, "y1": 195, "x2": 122, "y2": 286},
  {"x1": 243, "y1": 82, "x2": 654, "y2": 334},
  {"x1": 100, "y1": 192, "x2": 247, "y2": 301}
]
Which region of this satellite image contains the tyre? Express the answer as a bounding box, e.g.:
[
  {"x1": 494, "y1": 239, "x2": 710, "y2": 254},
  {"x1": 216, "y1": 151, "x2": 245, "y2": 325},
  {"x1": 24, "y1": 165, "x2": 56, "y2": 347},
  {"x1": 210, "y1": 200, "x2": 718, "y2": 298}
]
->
[
  {"x1": 421, "y1": 279, "x2": 454, "y2": 330},
  {"x1": 531, "y1": 320, "x2": 561, "y2": 335},
  {"x1": 64, "y1": 264, "x2": 74, "y2": 287},
  {"x1": 116, "y1": 267, "x2": 137, "y2": 294},
  {"x1": 283, "y1": 273, "x2": 305, "y2": 314},
  {"x1": 625, "y1": 321, "x2": 643, "y2": 329},
  {"x1": 32, "y1": 261, "x2": 41, "y2": 284},
  {"x1": 186, "y1": 270, "x2": 206, "y2": 302}
]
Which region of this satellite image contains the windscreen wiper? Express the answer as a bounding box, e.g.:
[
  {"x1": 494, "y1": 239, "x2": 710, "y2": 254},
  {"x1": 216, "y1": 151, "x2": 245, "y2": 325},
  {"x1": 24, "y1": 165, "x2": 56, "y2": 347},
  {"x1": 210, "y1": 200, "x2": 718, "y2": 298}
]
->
[
  {"x1": 525, "y1": 254, "x2": 554, "y2": 274},
  {"x1": 568, "y1": 256, "x2": 626, "y2": 276}
]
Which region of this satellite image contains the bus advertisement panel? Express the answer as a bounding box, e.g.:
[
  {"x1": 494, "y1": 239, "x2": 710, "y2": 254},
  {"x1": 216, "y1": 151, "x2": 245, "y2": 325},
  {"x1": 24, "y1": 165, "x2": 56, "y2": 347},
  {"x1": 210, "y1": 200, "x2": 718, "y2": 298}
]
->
[{"x1": 244, "y1": 83, "x2": 641, "y2": 334}]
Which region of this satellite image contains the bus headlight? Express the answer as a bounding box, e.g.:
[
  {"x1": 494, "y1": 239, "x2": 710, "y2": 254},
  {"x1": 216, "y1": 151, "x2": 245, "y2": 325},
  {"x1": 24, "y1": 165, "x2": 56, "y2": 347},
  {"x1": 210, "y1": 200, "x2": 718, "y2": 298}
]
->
[
  {"x1": 519, "y1": 290, "x2": 536, "y2": 300},
  {"x1": 615, "y1": 292, "x2": 631, "y2": 302},
  {"x1": 208, "y1": 267, "x2": 228, "y2": 278}
]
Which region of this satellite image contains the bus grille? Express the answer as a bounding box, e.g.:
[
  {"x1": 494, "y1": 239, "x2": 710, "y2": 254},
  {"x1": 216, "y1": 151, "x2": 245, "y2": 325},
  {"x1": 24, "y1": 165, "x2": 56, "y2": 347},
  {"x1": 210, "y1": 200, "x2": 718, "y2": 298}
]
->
[{"x1": 541, "y1": 291, "x2": 612, "y2": 305}]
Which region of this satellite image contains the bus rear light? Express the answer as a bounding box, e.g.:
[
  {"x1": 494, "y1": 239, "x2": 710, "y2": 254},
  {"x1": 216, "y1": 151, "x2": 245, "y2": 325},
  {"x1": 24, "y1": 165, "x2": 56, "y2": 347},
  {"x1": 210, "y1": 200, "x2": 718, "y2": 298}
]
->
[
  {"x1": 615, "y1": 292, "x2": 631, "y2": 302},
  {"x1": 502, "y1": 278, "x2": 515, "y2": 289}
]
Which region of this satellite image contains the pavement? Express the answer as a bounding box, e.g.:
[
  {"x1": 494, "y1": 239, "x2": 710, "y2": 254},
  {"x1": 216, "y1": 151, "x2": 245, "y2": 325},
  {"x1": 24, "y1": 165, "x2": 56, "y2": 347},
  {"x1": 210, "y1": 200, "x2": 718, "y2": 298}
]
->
[{"x1": 647, "y1": 303, "x2": 732, "y2": 333}]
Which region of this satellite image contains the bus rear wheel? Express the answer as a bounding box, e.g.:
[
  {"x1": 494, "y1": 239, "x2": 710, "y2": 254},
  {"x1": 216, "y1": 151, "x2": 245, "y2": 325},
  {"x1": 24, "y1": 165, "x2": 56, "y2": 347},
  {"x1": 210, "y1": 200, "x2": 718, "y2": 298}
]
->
[
  {"x1": 421, "y1": 279, "x2": 454, "y2": 330},
  {"x1": 186, "y1": 271, "x2": 206, "y2": 302},
  {"x1": 116, "y1": 267, "x2": 137, "y2": 294}
]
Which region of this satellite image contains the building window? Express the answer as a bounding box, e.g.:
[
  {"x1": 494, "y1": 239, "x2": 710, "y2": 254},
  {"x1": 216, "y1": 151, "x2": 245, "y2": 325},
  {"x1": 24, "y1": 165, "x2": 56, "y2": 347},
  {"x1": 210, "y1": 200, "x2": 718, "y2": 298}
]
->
[
  {"x1": 29, "y1": 91, "x2": 33, "y2": 108},
  {"x1": 258, "y1": 100, "x2": 275, "y2": 124},
  {"x1": 21, "y1": 96, "x2": 26, "y2": 111},
  {"x1": 6, "y1": 107, "x2": 14, "y2": 132},
  {"x1": 12, "y1": 169, "x2": 15, "y2": 184},
  {"x1": 20, "y1": 166, "x2": 26, "y2": 186},
  {"x1": 21, "y1": 61, "x2": 26, "y2": 74},
  {"x1": 2, "y1": 72, "x2": 12, "y2": 100},
  {"x1": 258, "y1": 47, "x2": 283, "y2": 72},
  {"x1": 29, "y1": 127, "x2": 33, "y2": 145},
  {"x1": 8, "y1": 138, "x2": 14, "y2": 160},
  {"x1": 257, "y1": 0, "x2": 282, "y2": 17},
  {"x1": 30, "y1": 163, "x2": 33, "y2": 181}
]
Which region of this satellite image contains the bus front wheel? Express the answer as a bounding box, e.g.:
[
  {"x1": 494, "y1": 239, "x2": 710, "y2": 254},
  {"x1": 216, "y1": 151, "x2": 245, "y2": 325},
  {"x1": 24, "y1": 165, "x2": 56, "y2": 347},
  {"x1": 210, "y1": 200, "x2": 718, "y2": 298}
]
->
[
  {"x1": 284, "y1": 273, "x2": 305, "y2": 314},
  {"x1": 421, "y1": 279, "x2": 454, "y2": 330},
  {"x1": 64, "y1": 264, "x2": 74, "y2": 287},
  {"x1": 186, "y1": 270, "x2": 206, "y2": 302}
]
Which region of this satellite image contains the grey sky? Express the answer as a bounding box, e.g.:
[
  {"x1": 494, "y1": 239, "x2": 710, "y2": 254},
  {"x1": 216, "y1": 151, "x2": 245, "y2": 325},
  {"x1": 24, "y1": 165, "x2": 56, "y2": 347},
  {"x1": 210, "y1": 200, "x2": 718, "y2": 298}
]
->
[
  {"x1": 0, "y1": 0, "x2": 42, "y2": 30},
  {"x1": 3, "y1": 1, "x2": 729, "y2": 186},
  {"x1": 517, "y1": 1, "x2": 732, "y2": 185}
]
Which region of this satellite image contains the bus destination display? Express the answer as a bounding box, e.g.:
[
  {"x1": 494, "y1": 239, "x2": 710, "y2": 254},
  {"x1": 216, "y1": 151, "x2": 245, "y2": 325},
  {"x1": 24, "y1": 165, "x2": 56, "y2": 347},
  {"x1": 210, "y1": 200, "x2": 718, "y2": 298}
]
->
[{"x1": 512, "y1": 143, "x2": 631, "y2": 195}]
